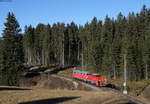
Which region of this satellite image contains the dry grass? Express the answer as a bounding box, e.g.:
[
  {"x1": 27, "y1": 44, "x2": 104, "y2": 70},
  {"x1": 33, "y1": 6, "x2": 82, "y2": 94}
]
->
[
  {"x1": 127, "y1": 80, "x2": 150, "y2": 96},
  {"x1": 59, "y1": 68, "x2": 74, "y2": 77},
  {"x1": 0, "y1": 86, "x2": 121, "y2": 104}
]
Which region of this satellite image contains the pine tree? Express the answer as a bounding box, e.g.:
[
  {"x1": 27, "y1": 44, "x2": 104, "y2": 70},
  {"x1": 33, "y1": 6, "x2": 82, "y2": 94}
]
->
[
  {"x1": 143, "y1": 23, "x2": 150, "y2": 79},
  {"x1": 101, "y1": 16, "x2": 115, "y2": 77},
  {"x1": 65, "y1": 22, "x2": 79, "y2": 65},
  {"x1": 14, "y1": 5, "x2": 150, "y2": 81},
  {"x1": 34, "y1": 24, "x2": 46, "y2": 65},
  {"x1": 42, "y1": 24, "x2": 52, "y2": 66},
  {"x1": 23, "y1": 25, "x2": 35, "y2": 65},
  {"x1": 1, "y1": 12, "x2": 23, "y2": 85},
  {"x1": 0, "y1": 38, "x2": 3, "y2": 83}
]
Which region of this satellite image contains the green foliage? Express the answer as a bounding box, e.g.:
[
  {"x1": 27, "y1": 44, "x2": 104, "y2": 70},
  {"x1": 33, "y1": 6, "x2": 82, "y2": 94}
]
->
[
  {"x1": 1, "y1": 5, "x2": 150, "y2": 84},
  {"x1": 22, "y1": 5, "x2": 150, "y2": 81},
  {"x1": 0, "y1": 12, "x2": 23, "y2": 85}
]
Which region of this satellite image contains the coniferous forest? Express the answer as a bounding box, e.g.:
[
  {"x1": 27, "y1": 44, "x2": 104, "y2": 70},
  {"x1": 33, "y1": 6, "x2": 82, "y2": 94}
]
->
[{"x1": 0, "y1": 5, "x2": 150, "y2": 85}]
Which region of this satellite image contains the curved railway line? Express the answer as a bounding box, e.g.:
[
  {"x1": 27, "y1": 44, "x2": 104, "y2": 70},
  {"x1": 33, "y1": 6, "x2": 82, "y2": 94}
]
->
[
  {"x1": 51, "y1": 74, "x2": 149, "y2": 104},
  {"x1": 27, "y1": 66, "x2": 149, "y2": 104}
]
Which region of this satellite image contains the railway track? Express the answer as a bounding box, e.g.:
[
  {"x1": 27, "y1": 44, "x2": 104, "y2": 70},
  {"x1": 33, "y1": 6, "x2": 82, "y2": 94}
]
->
[
  {"x1": 51, "y1": 74, "x2": 149, "y2": 104},
  {"x1": 43, "y1": 67, "x2": 150, "y2": 104},
  {"x1": 51, "y1": 74, "x2": 102, "y2": 91},
  {"x1": 24, "y1": 66, "x2": 149, "y2": 104}
]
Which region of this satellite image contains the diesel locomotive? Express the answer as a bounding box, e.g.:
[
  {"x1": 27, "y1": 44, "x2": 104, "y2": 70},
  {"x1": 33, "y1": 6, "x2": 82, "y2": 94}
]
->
[{"x1": 72, "y1": 70, "x2": 108, "y2": 87}]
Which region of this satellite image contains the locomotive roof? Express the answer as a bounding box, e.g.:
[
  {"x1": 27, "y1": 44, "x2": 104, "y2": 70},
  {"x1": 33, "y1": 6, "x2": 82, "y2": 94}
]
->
[
  {"x1": 92, "y1": 73, "x2": 99, "y2": 75},
  {"x1": 73, "y1": 70, "x2": 91, "y2": 74}
]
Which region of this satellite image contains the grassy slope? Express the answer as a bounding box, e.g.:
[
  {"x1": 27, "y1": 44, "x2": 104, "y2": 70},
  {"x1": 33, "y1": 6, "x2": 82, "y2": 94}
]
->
[{"x1": 0, "y1": 86, "x2": 121, "y2": 104}]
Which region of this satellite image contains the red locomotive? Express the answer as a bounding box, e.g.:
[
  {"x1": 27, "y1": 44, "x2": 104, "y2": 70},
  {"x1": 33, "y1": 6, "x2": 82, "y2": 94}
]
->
[{"x1": 72, "y1": 70, "x2": 108, "y2": 87}]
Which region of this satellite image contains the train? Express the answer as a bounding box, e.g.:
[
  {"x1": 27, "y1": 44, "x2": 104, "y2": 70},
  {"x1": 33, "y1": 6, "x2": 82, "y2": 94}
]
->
[{"x1": 72, "y1": 70, "x2": 108, "y2": 87}]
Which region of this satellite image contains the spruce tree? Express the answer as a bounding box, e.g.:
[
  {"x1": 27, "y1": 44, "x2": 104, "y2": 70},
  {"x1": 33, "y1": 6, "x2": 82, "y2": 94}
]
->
[
  {"x1": 0, "y1": 38, "x2": 3, "y2": 83},
  {"x1": 23, "y1": 25, "x2": 35, "y2": 65},
  {"x1": 1, "y1": 12, "x2": 23, "y2": 85}
]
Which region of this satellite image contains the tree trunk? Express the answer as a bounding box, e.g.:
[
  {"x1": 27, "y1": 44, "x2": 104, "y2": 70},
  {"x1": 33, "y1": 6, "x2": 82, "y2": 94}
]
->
[
  {"x1": 113, "y1": 62, "x2": 116, "y2": 79},
  {"x1": 81, "y1": 51, "x2": 84, "y2": 71},
  {"x1": 146, "y1": 63, "x2": 148, "y2": 80},
  {"x1": 68, "y1": 40, "x2": 71, "y2": 65},
  {"x1": 42, "y1": 49, "x2": 45, "y2": 65},
  {"x1": 77, "y1": 41, "x2": 80, "y2": 62},
  {"x1": 81, "y1": 42, "x2": 84, "y2": 71},
  {"x1": 29, "y1": 49, "x2": 31, "y2": 65},
  {"x1": 62, "y1": 41, "x2": 64, "y2": 66}
]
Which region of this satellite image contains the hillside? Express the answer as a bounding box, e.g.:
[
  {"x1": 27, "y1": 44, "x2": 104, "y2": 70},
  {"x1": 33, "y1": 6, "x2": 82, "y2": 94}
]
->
[{"x1": 0, "y1": 86, "x2": 146, "y2": 104}]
